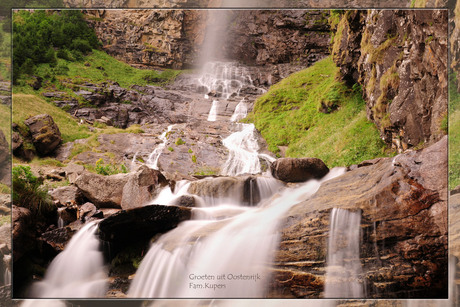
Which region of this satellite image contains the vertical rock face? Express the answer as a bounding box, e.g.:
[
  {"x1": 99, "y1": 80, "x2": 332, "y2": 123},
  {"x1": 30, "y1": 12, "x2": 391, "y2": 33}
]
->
[
  {"x1": 452, "y1": 0, "x2": 460, "y2": 92},
  {"x1": 270, "y1": 137, "x2": 447, "y2": 298},
  {"x1": 84, "y1": 10, "x2": 331, "y2": 69},
  {"x1": 332, "y1": 10, "x2": 448, "y2": 152}
]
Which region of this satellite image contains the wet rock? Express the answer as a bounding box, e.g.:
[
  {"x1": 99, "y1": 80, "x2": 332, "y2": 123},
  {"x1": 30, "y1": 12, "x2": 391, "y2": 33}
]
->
[
  {"x1": 75, "y1": 171, "x2": 130, "y2": 208},
  {"x1": 40, "y1": 227, "x2": 75, "y2": 252},
  {"x1": 98, "y1": 204, "x2": 192, "y2": 257},
  {"x1": 12, "y1": 206, "x2": 34, "y2": 262},
  {"x1": 24, "y1": 114, "x2": 62, "y2": 156},
  {"x1": 58, "y1": 206, "x2": 78, "y2": 226},
  {"x1": 174, "y1": 195, "x2": 196, "y2": 207},
  {"x1": 120, "y1": 165, "x2": 169, "y2": 210},
  {"x1": 271, "y1": 157, "x2": 329, "y2": 183},
  {"x1": 271, "y1": 137, "x2": 447, "y2": 298}
]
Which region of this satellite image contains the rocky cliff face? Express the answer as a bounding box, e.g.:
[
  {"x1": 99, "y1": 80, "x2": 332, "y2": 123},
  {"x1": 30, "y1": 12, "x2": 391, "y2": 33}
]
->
[
  {"x1": 332, "y1": 10, "x2": 448, "y2": 153},
  {"x1": 64, "y1": 0, "x2": 449, "y2": 8},
  {"x1": 452, "y1": 0, "x2": 460, "y2": 91},
  {"x1": 84, "y1": 10, "x2": 331, "y2": 69},
  {"x1": 270, "y1": 136, "x2": 447, "y2": 298}
]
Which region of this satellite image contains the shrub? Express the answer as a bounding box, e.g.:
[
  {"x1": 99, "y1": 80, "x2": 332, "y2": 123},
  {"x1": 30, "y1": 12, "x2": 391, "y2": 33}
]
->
[
  {"x1": 95, "y1": 158, "x2": 128, "y2": 176},
  {"x1": 12, "y1": 165, "x2": 53, "y2": 215}
]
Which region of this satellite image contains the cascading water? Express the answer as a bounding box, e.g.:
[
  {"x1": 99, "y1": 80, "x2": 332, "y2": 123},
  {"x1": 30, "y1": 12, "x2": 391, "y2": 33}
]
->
[
  {"x1": 230, "y1": 98, "x2": 248, "y2": 122},
  {"x1": 324, "y1": 208, "x2": 363, "y2": 298},
  {"x1": 128, "y1": 168, "x2": 345, "y2": 298},
  {"x1": 199, "y1": 62, "x2": 253, "y2": 99},
  {"x1": 28, "y1": 221, "x2": 107, "y2": 298},
  {"x1": 207, "y1": 100, "x2": 219, "y2": 121},
  {"x1": 221, "y1": 123, "x2": 261, "y2": 176},
  {"x1": 147, "y1": 125, "x2": 175, "y2": 170}
]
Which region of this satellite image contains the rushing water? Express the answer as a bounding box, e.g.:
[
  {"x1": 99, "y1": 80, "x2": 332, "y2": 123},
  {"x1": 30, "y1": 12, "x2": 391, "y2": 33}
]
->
[
  {"x1": 221, "y1": 123, "x2": 261, "y2": 176},
  {"x1": 230, "y1": 99, "x2": 248, "y2": 122},
  {"x1": 324, "y1": 208, "x2": 363, "y2": 298},
  {"x1": 129, "y1": 167, "x2": 345, "y2": 298},
  {"x1": 28, "y1": 221, "x2": 107, "y2": 298},
  {"x1": 147, "y1": 124, "x2": 175, "y2": 170},
  {"x1": 207, "y1": 100, "x2": 219, "y2": 121}
]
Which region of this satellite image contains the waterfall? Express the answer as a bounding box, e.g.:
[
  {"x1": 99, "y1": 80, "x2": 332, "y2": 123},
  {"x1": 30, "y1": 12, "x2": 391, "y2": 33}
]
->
[
  {"x1": 324, "y1": 208, "x2": 363, "y2": 298},
  {"x1": 207, "y1": 100, "x2": 219, "y2": 121},
  {"x1": 28, "y1": 221, "x2": 107, "y2": 298},
  {"x1": 230, "y1": 99, "x2": 248, "y2": 122},
  {"x1": 221, "y1": 123, "x2": 261, "y2": 176},
  {"x1": 147, "y1": 125, "x2": 175, "y2": 170},
  {"x1": 128, "y1": 168, "x2": 345, "y2": 298}
]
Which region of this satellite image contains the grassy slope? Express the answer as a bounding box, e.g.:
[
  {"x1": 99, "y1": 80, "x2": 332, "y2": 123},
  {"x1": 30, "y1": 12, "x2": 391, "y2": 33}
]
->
[
  {"x1": 246, "y1": 57, "x2": 390, "y2": 168},
  {"x1": 13, "y1": 93, "x2": 91, "y2": 143},
  {"x1": 34, "y1": 49, "x2": 180, "y2": 89}
]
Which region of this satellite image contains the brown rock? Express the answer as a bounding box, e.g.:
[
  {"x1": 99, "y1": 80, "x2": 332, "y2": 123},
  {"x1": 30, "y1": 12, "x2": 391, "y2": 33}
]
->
[
  {"x1": 24, "y1": 114, "x2": 62, "y2": 156},
  {"x1": 75, "y1": 171, "x2": 130, "y2": 208},
  {"x1": 120, "y1": 165, "x2": 168, "y2": 210},
  {"x1": 332, "y1": 10, "x2": 448, "y2": 150},
  {"x1": 271, "y1": 137, "x2": 447, "y2": 298},
  {"x1": 271, "y1": 157, "x2": 329, "y2": 183}
]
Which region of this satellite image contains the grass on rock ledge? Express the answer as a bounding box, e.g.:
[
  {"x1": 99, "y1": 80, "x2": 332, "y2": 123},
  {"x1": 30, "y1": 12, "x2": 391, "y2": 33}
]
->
[{"x1": 245, "y1": 56, "x2": 391, "y2": 167}]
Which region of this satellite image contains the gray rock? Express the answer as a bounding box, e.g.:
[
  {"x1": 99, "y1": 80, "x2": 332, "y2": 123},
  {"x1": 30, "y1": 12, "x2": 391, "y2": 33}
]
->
[
  {"x1": 24, "y1": 114, "x2": 62, "y2": 156},
  {"x1": 49, "y1": 186, "x2": 83, "y2": 205},
  {"x1": 120, "y1": 165, "x2": 168, "y2": 210},
  {"x1": 75, "y1": 171, "x2": 130, "y2": 208}
]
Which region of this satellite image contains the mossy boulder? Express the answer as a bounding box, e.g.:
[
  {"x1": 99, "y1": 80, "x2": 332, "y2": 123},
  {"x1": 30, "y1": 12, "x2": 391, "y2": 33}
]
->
[{"x1": 24, "y1": 114, "x2": 62, "y2": 156}]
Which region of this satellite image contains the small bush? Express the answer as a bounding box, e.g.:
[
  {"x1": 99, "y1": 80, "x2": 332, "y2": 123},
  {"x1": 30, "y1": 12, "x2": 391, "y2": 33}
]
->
[
  {"x1": 95, "y1": 158, "x2": 128, "y2": 176},
  {"x1": 175, "y1": 138, "x2": 185, "y2": 146},
  {"x1": 12, "y1": 165, "x2": 53, "y2": 215}
]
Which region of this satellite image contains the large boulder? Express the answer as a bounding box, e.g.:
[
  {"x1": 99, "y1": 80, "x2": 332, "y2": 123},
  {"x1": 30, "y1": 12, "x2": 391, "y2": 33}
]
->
[
  {"x1": 271, "y1": 157, "x2": 329, "y2": 183},
  {"x1": 270, "y1": 136, "x2": 448, "y2": 298},
  {"x1": 120, "y1": 165, "x2": 168, "y2": 210},
  {"x1": 75, "y1": 171, "x2": 130, "y2": 208},
  {"x1": 98, "y1": 204, "x2": 192, "y2": 257},
  {"x1": 24, "y1": 114, "x2": 62, "y2": 156},
  {"x1": 49, "y1": 185, "x2": 84, "y2": 206}
]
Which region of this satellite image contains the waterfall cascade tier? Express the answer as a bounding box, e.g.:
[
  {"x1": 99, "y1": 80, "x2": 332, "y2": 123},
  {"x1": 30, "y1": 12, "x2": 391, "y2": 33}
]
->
[
  {"x1": 324, "y1": 208, "x2": 363, "y2": 298},
  {"x1": 129, "y1": 168, "x2": 345, "y2": 298},
  {"x1": 28, "y1": 221, "x2": 107, "y2": 298}
]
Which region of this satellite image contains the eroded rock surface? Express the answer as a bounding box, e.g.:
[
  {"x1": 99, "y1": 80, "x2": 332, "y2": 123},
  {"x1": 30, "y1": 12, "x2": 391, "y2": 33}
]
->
[
  {"x1": 270, "y1": 136, "x2": 447, "y2": 298},
  {"x1": 332, "y1": 10, "x2": 448, "y2": 151},
  {"x1": 24, "y1": 114, "x2": 62, "y2": 156}
]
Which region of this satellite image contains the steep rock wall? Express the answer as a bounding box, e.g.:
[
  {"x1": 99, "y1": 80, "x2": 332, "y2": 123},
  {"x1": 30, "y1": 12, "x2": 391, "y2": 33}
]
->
[
  {"x1": 84, "y1": 10, "x2": 331, "y2": 69},
  {"x1": 270, "y1": 136, "x2": 448, "y2": 298},
  {"x1": 332, "y1": 10, "x2": 448, "y2": 152},
  {"x1": 65, "y1": 0, "x2": 448, "y2": 8}
]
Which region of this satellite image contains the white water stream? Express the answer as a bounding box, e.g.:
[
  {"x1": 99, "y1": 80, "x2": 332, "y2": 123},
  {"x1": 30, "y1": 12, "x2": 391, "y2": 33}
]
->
[
  {"x1": 147, "y1": 124, "x2": 175, "y2": 170},
  {"x1": 129, "y1": 167, "x2": 345, "y2": 298},
  {"x1": 28, "y1": 221, "x2": 107, "y2": 298},
  {"x1": 324, "y1": 208, "x2": 363, "y2": 298}
]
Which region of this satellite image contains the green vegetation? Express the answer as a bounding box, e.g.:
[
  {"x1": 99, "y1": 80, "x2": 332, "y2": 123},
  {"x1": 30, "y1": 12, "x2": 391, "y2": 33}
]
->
[
  {"x1": 168, "y1": 146, "x2": 174, "y2": 152},
  {"x1": 0, "y1": 183, "x2": 10, "y2": 194},
  {"x1": 193, "y1": 166, "x2": 219, "y2": 176},
  {"x1": 191, "y1": 154, "x2": 197, "y2": 164},
  {"x1": 175, "y1": 138, "x2": 185, "y2": 146},
  {"x1": 13, "y1": 94, "x2": 91, "y2": 143},
  {"x1": 245, "y1": 57, "x2": 390, "y2": 167},
  {"x1": 12, "y1": 165, "x2": 54, "y2": 216},
  {"x1": 13, "y1": 10, "x2": 99, "y2": 83},
  {"x1": 449, "y1": 71, "x2": 460, "y2": 190},
  {"x1": 95, "y1": 158, "x2": 128, "y2": 176}
]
